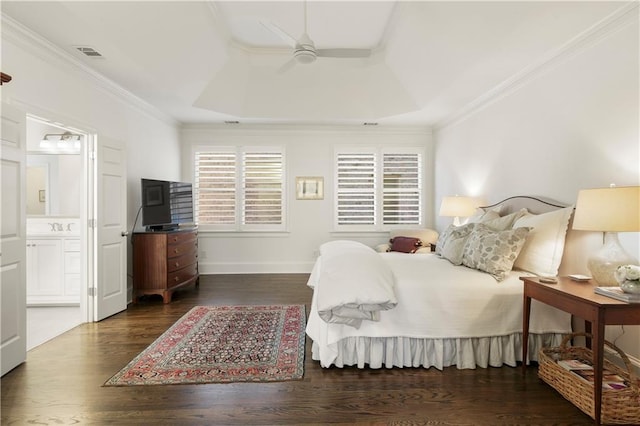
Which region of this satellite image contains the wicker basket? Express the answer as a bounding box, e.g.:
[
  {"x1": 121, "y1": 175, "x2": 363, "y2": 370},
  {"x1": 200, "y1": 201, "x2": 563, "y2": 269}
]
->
[{"x1": 539, "y1": 332, "x2": 640, "y2": 425}]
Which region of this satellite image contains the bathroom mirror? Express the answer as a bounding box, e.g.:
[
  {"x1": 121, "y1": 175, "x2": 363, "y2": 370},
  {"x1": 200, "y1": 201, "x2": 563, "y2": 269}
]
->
[{"x1": 27, "y1": 154, "x2": 82, "y2": 217}]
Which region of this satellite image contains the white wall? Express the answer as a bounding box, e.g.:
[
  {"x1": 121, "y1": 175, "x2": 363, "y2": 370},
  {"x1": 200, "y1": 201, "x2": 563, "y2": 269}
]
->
[
  {"x1": 2, "y1": 18, "x2": 182, "y2": 294},
  {"x1": 181, "y1": 125, "x2": 434, "y2": 274},
  {"x1": 434, "y1": 15, "x2": 639, "y2": 363}
]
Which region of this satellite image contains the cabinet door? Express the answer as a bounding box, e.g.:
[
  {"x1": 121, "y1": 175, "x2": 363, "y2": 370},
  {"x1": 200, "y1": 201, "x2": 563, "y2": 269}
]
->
[
  {"x1": 64, "y1": 245, "x2": 81, "y2": 296},
  {"x1": 27, "y1": 239, "x2": 63, "y2": 297}
]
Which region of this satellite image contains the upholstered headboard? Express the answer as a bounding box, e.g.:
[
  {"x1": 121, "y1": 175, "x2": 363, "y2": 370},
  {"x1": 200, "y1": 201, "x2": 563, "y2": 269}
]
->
[
  {"x1": 480, "y1": 195, "x2": 601, "y2": 276},
  {"x1": 480, "y1": 195, "x2": 566, "y2": 215}
]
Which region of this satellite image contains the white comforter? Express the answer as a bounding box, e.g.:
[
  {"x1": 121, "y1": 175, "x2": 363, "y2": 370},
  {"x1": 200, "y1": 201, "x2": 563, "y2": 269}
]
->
[
  {"x1": 313, "y1": 240, "x2": 397, "y2": 328},
  {"x1": 306, "y1": 252, "x2": 571, "y2": 367}
]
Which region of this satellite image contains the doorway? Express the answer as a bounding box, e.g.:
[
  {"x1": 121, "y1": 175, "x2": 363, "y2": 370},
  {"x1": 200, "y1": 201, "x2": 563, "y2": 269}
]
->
[{"x1": 25, "y1": 115, "x2": 90, "y2": 350}]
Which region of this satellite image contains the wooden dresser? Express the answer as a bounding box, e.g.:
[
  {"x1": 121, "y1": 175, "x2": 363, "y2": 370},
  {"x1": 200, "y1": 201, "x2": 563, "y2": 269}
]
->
[{"x1": 133, "y1": 228, "x2": 199, "y2": 303}]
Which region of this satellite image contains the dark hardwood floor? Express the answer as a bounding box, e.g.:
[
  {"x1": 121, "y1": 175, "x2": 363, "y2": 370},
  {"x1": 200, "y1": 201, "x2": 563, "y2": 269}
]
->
[{"x1": 2, "y1": 274, "x2": 592, "y2": 425}]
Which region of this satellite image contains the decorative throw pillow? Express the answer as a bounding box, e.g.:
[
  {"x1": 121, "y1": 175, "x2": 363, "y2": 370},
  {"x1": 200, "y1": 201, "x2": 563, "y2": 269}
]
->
[
  {"x1": 467, "y1": 208, "x2": 501, "y2": 224},
  {"x1": 390, "y1": 228, "x2": 439, "y2": 246},
  {"x1": 482, "y1": 208, "x2": 529, "y2": 231},
  {"x1": 462, "y1": 224, "x2": 531, "y2": 281},
  {"x1": 512, "y1": 206, "x2": 573, "y2": 277},
  {"x1": 435, "y1": 225, "x2": 456, "y2": 256},
  {"x1": 376, "y1": 243, "x2": 433, "y2": 253},
  {"x1": 379, "y1": 229, "x2": 438, "y2": 253},
  {"x1": 388, "y1": 236, "x2": 422, "y2": 253},
  {"x1": 439, "y1": 223, "x2": 477, "y2": 265}
]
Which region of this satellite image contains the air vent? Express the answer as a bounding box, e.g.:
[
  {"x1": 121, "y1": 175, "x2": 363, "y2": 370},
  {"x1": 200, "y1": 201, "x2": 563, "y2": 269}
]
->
[
  {"x1": 75, "y1": 46, "x2": 103, "y2": 57},
  {"x1": 363, "y1": 122, "x2": 378, "y2": 126},
  {"x1": 224, "y1": 120, "x2": 240, "y2": 124}
]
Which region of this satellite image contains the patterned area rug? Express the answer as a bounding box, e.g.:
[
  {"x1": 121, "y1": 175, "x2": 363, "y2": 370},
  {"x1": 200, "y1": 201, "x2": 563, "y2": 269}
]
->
[{"x1": 104, "y1": 304, "x2": 306, "y2": 386}]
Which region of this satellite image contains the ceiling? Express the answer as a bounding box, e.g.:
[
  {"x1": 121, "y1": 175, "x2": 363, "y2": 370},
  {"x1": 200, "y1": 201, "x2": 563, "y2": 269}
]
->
[{"x1": 0, "y1": 1, "x2": 626, "y2": 126}]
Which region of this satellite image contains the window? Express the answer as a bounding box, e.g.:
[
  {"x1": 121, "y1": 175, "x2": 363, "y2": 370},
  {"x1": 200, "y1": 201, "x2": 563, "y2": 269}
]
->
[
  {"x1": 336, "y1": 152, "x2": 376, "y2": 225},
  {"x1": 382, "y1": 152, "x2": 421, "y2": 225},
  {"x1": 194, "y1": 147, "x2": 285, "y2": 231},
  {"x1": 335, "y1": 147, "x2": 422, "y2": 229}
]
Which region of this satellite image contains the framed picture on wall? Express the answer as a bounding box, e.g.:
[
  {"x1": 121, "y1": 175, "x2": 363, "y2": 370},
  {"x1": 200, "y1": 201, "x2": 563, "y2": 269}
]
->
[{"x1": 296, "y1": 176, "x2": 324, "y2": 200}]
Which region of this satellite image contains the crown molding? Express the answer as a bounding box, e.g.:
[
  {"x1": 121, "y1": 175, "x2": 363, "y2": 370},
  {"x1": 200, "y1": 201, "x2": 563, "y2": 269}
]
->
[
  {"x1": 434, "y1": 1, "x2": 639, "y2": 132},
  {"x1": 1, "y1": 14, "x2": 178, "y2": 128},
  {"x1": 181, "y1": 122, "x2": 431, "y2": 136}
]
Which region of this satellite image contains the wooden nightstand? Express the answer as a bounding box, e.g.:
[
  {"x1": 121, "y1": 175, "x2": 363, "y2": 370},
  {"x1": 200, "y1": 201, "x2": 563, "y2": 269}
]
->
[{"x1": 521, "y1": 276, "x2": 640, "y2": 425}]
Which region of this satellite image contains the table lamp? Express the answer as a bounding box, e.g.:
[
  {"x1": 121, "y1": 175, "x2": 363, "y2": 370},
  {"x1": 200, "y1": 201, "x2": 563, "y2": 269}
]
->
[
  {"x1": 439, "y1": 196, "x2": 476, "y2": 226},
  {"x1": 572, "y1": 185, "x2": 640, "y2": 286}
]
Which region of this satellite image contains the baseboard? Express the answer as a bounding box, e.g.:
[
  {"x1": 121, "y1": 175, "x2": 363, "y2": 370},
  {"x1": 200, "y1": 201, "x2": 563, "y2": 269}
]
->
[
  {"x1": 570, "y1": 318, "x2": 640, "y2": 375},
  {"x1": 198, "y1": 261, "x2": 314, "y2": 275},
  {"x1": 605, "y1": 346, "x2": 640, "y2": 376}
]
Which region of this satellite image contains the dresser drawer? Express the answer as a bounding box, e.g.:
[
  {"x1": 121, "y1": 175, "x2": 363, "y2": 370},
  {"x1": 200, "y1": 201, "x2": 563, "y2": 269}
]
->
[
  {"x1": 167, "y1": 263, "x2": 198, "y2": 287},
  {"x1": 167, "y1": 251, "x2": 197, "y2": 273},
  {"x1": 167, "y1": 231, "x2": 197, "y2": 246},
  {"x1": 167, "y1": 240, "x2": 197, "y2": 258}
]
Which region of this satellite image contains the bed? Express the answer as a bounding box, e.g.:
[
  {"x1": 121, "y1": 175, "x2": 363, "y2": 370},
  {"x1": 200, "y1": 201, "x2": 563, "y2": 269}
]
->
[{"x1": 306, "y1": 196, "x2": 598, "y2": 369}]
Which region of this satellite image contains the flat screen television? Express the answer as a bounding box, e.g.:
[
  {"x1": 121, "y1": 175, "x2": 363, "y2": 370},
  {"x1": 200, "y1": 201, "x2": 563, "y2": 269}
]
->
[{"x1": 141, "y1": 178, "x2": 194, "y2": 231}]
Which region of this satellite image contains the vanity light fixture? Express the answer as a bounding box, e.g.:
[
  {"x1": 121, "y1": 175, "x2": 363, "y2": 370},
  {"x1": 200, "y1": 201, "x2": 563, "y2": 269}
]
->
[{"x1": 40, "y1": 131, "x2": 82, "y2": 151}]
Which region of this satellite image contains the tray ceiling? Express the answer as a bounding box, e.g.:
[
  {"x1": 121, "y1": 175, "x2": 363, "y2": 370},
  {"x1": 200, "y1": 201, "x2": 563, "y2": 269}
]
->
[{"x1": 0, "y1": 1, "x2": 630, "y2": 126}]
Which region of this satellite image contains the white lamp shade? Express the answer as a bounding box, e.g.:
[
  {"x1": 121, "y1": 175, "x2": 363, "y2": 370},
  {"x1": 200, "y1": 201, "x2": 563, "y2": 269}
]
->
[
  {"x1": 572, "y1": 186, "x2": 640, "y2": 232},
  {"x1": 572, "y1": 185, "x2": 639, "y2": 286},
  {"x1": 439, "y1": 196, "x2": 476, "y2": 218}
]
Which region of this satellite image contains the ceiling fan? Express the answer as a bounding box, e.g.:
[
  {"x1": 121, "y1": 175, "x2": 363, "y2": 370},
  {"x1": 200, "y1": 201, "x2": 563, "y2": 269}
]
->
[{"x1": 261, "y1": 1, "x2": 372, "y2": 73}]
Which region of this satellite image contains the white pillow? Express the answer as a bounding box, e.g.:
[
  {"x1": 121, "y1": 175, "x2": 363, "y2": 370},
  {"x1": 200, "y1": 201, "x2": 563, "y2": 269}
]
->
[
  {"x1": 482, "y1": 208, "x2": 528, "y2": 231},
  {"x1": 512, "y1": 206, "x2": 574, "y2": 277},
  {"x1": 467, "y1": 208, "x2": 501, "y2": 224}
]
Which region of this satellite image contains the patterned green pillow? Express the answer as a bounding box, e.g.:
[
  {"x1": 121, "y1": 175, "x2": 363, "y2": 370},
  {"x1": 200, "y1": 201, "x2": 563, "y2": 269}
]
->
[
  {"x1": 461, "y1": 224, "x2": 531, "y2": 281},
  {"x1": 439, "y1": 223, "x2": 477, "y2": 265}
]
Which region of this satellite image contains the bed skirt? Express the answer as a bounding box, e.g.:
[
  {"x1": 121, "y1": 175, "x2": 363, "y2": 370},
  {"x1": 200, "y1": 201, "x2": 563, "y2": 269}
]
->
[{"x1": 310, "y1": 332, "x2": 565, "y2": 369}]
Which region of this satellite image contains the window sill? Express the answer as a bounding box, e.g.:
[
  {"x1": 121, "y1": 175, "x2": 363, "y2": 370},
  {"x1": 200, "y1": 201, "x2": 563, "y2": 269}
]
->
[{"x1": 197, "y1": 230, "x2": 291, "y2": 238}]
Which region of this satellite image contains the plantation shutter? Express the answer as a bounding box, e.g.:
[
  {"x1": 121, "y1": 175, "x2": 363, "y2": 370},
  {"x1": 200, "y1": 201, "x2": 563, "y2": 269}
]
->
[
  {"x1": 242, "y1": 151, "x2": 283, "y2": 225},
  {"x1": 382, "y1": 152, "x2": 422, "y2": 225},
  {"x1": 336, "y1": 152, "x2": 376, "y2": 225},
  {"x1": 194, "y1": 147, "x2": 285, "y2": 230},
  {"x1": 195, "y1": 151, "x2": 236, "y2": 225}
]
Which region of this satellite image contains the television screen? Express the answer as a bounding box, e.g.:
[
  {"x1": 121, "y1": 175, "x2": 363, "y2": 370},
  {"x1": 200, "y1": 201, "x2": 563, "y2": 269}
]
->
[{"x1": 141, "y1": 178, "x2": 194, "y2": 230}]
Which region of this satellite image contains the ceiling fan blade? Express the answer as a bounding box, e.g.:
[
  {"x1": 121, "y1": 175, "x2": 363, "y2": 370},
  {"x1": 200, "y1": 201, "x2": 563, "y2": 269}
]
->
[
  {"x1": 277, "y1": 58, "x2": 297, "y2": 74},
  {"x1": 260, "y1": 21, "x2": 297, "y2": 48},
  {"x1": 316, "y1": 48, "x2": 372, "y2": 59}
]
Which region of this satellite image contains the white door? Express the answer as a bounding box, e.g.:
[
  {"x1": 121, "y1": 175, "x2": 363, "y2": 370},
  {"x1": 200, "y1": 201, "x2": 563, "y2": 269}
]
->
[
  {"x1": 1, "y1": 103, "x2": 27, "y2": 376},
  {"x1": 94, "y1": 136, "x2": 127, "y2": 321}
]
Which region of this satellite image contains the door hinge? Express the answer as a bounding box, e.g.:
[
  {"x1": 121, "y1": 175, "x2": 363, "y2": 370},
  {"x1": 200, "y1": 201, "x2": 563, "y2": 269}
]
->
[
  {"x1": 88, "y1": 287, "x2": 97, "y2": 297},
  {"x1": 88, "y1": 219, "x2": 97, "y2": 228},
  {"x1": 89, "y1": 151, "x2": 96, "y2": 160}
]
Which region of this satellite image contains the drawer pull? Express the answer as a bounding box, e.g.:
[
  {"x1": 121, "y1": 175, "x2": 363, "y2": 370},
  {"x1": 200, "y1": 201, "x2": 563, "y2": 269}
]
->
[
  {"x1": 174, "y1": 276, "x2": 180, "y2": 282},
  {"x1": 174, "y1": 248, "x2": 179, "y2": 254},
  {"x1": 173, "y1": 236, "x2": 178, "y2": 242},
  {"x1": 175, "y1": 262, "x2": 180, "y2": 268}
]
